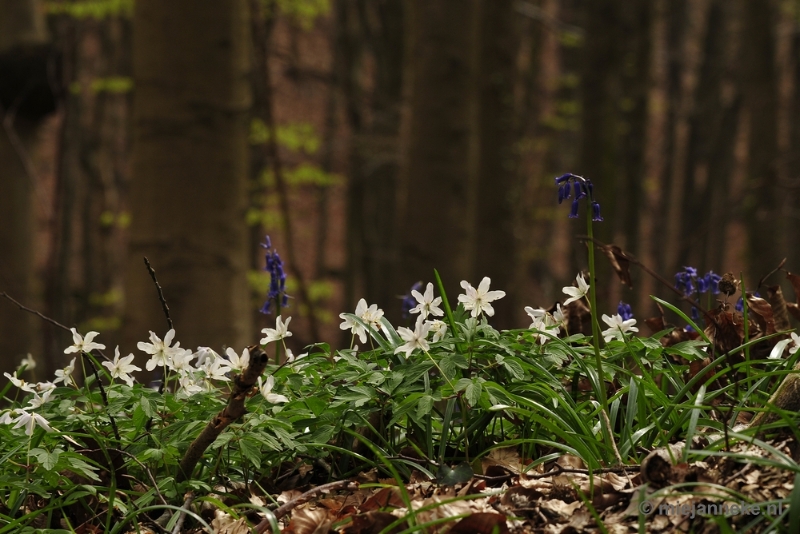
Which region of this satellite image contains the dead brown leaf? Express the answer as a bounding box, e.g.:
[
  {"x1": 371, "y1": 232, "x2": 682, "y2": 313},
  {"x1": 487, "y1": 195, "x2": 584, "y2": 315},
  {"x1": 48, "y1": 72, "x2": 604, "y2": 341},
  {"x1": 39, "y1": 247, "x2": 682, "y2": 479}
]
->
[
  {"x1": 342, "y1": 511, "x2": 406, "y2": 534},
  {"x1": 286, "y1": 507, "x2": 333, "y2": 534},
  {"x1": 447, "y1": 512, "x2": 510, "y2": 534}
]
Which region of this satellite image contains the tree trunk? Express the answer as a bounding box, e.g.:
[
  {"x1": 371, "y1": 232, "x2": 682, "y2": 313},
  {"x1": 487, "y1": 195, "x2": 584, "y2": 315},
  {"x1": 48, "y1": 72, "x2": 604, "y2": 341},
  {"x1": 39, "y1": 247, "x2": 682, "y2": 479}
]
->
[
  {"x1": 397, "y1": 0, "x2": 476, "y2": 300},
  {"x1": 123, "y1": 0, "x2": 252, "y2": 364},
  {"x1": 337, "y1": 0, "x2": 405, "y2": 323},
  {"x1": 472, "y1": 0, "x2": 519, "y2": 328},
  {"x1": 741, "y1": 0, "x2": 780, "y2": 280},
  {"x1": 0, "y1": 0, "x2": 52, "y2": 381}
]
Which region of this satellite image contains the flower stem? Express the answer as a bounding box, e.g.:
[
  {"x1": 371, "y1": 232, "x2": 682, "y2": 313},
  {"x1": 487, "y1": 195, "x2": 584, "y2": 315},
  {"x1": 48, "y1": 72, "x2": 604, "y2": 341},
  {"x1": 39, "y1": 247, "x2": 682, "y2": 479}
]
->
[{"x1": 585, "y1": 203, "x2": 616, "y2": 463}]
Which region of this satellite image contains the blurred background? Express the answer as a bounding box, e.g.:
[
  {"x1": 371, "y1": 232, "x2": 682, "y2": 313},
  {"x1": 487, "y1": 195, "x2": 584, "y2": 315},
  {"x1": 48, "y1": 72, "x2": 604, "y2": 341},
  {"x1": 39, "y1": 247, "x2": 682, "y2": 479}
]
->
[{"x1": 1, "y1": 0, "x2": 798, "y2": 381}]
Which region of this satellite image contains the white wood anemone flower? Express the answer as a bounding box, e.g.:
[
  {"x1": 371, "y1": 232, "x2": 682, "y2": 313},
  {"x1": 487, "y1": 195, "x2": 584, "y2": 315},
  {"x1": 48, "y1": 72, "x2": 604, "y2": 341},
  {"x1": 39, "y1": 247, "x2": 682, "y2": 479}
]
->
[
  {"x1": 395, "y1": 316, "x2": 431, "y2": 358},
  {"x1": 409, "y1": 282, "x2": 444, "y2": 319},
  {"x1": 3, "y1": 372, "x2": 37, "y2": 393},
  {"x1": 12, "y1": 409, "x2": 54, "y2": 436},
  {"x1": 139, "y1": 329, "x2": 183, "y2": 371},
  {"x1": 64, "y1": 328, "x2": 106, "y2": 354},
  {"x1": 261, "y1": 316, "x2": 293, "y2": 345},
  {"x1": 225, "y1": 347, "x2": 251, "y2": 373},
  {"x1": 53, "y1": 358, "x2": 77, "y2": 386},
  {"x1": 102, "y1": 346, "x2": 142, "y2": 387},
  {"x1": 339, "y1": 299, "x2": 385, "y2": 344},
  {"x1": 258, "y1": 375, "x2": 289, "y2": 404},
  {"x1": 601, "y1": 313, "x2": 639, "y2": 342},
  {"x1": 562, "y1": 273, "x2": 590, "y2": 305},
  {"x1": 458, "y1": 277, "x2": 506, "y2": 318}
]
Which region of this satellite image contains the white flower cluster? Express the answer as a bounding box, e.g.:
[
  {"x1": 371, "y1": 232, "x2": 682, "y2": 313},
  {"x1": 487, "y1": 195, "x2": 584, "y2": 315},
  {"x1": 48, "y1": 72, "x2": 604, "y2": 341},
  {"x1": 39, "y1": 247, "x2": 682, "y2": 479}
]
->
[
  {"x1": 339, "y1": 278, "x2": 504, "y2": 358},
  {"x1": 524, "y1": 273, "x2": 639, "y2": 344},
  {"x1": 2, "y1": 318, "x2": 300, "y2": 436}
]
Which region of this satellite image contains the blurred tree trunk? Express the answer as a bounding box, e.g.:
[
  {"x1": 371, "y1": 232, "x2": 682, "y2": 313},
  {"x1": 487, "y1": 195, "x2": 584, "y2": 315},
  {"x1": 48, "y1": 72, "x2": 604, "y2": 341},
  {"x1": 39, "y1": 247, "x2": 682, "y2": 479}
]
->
[
  {"x1": 338, "y1": 0, "x2": 405, "y2": 322},
  {"x1": 661, "y1": 0, "x2": 708, "y2": 281},
  {"x1": 0, "y1": 0, "x2": 52, "y2": 380},
  {"x1": 577, "y1": 0, "x2": 660, "y2": 312},
  {"x1": 683, "y1": 0, "x2": 740, "y2": 272},
  {"x1": 123, "y1": 0, "x2": 252, "y2": 362},
  {"x1": 397, "y1": 0, "x2": 476, "y2": 301},
  {"x1": 741, "y1": 0, "x2": 781, "y2": 279},
  {"x1": 472, "y1": 0, "x2": 520, "y2": 328},
  {"x1": 789, "y1": 5, "x2": 800, "y2": 272}
]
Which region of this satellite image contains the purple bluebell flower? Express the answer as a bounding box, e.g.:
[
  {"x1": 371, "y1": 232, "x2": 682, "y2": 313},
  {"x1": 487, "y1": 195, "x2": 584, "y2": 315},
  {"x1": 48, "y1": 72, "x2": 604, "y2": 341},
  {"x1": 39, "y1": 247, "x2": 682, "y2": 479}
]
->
[
  {"x1": 260, "y1": 235, "x2": 291, "y2": 314},
  {"x1": 401, "y1": 281, "x2": 423, "y2": 319},
  {"x1": 697, "y1": 276, "x2": 708, "y2": 294},
  {"x1": 617, "y1": 301, "x2": 633, "y2": 321},
  {"x1": 573, "y1": 182, "x2": 583, "y2": 200},
  {"x1": 555, "y1": 173, "x2": 602, "y2": 222},
  {"x1": 569, "y1": 199, "x2": 580, "y2": 218},
  {"x1": 691, "y1": 307, "x2": 699, "y2": 321},
  {"x1": 704, "y1": 271, "x2": 721, "y2": 295},
  {"x1": 591, "y1": 202, "x2": 603, "y2": 222}
]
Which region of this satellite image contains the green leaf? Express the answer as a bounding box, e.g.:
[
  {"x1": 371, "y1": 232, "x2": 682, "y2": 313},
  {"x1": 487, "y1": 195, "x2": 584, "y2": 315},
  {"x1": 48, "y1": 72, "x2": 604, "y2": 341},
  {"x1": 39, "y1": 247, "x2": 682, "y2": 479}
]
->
[
  {"x1": 239, "y1": 437, "x2": 262, "y2": 470},
  {"x1": 454, "y1": 378, "x2": 472, "y2": 393},
  {"x1": 132, "y1": 404, "x2": 147, "y2": 433},
  {"x1": 465, "y1": 379, "x2": 483, "y2": 406},
  {"x1": 500, "y1": 356, "x2": 525, "y2": 380},
  {"x1": 139, "y1": 448, "x2": 164, "y2": 462},
  {"x1": 416, "y1": 395, "x2": 434, "y2": 420},
  {"x1": 140, "y1": 397, "x2": 155, "y2": 418},
  {"x1": 65, "y1": 456, "x2": 101, "y2": 482},
  {"x1": 305, "y1": 396, "x2": 327, "y2": 416},
  {"x1": 30, "y1": 447, "x2": 60, "y2": 471}
]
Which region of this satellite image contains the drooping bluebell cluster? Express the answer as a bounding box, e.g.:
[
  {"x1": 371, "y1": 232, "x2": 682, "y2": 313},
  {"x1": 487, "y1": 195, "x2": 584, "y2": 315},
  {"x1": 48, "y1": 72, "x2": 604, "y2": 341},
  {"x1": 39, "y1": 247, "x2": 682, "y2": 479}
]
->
[
  {"x1": 674, "y1": 267, "x2": 721, "y2": 297},
  {"x1": 555, "y1": 173, "x2": 603, "y2": 222},
  {"x1": 260, "y1": 235, "x2": 290, "y2": 314},
  {"x1": 401, "y1": 281, "x2": 423, "y2": 319},
  {"x1": 617, "y1": 301, "x2": 633, "y2": 321},
  {"x1": 674, "y1": 267, "x2": 722, "y2": 322}
]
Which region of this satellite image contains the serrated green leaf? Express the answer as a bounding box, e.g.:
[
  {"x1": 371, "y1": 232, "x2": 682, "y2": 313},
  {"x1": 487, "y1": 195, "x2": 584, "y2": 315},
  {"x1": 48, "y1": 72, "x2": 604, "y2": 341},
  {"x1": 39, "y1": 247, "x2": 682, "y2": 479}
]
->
[
  {"x1": 416, "y1": 395, "x2": 434, "y2": 420},
  {"x1": 66, "y1": 456, "x2": 101, "y2": 482},
  {"x1": 454, "y1": 378, "x2": 472, "y2": 393},
  {"x1": 139, "y1": 448, "x2": 164, "y2": 462},
  {"x1": 30, "y1": 448, "x2": 60, "y2": 471},
  {"x1": 210, "y1": 432, "x2": 235, "y2": 450},
  {"x1": 502, "y1": 357, "x2": 525, "y2": 380},
  {"x1": 140, "y1": 397, "x2": 155, "y2": 417},
  {"x1": 239, "y1": 438, "x2": 262, "y2": 470},
  {"x1": 465, "y1": 380, "x2": 482, "y2": 406},
  {"x1": 132, "y1": 404, "x2": 147, "y2": 433},
  {"x1": 304, "y1": 396, "x2": 327, "y2": 416}
]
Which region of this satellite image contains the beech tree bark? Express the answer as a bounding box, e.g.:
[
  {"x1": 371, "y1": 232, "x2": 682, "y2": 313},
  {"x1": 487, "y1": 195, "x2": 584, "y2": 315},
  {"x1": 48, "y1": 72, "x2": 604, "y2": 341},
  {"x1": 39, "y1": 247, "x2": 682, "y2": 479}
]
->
[
  {"x1": 123, "y1": 0, "x2": 252, "y2": 362},
  {"x1": 397, "y1": 0, "x2": 475, "y2": 300},
  {"x1": 0, "y1": 0, "x2": 52, "y2": 380}
]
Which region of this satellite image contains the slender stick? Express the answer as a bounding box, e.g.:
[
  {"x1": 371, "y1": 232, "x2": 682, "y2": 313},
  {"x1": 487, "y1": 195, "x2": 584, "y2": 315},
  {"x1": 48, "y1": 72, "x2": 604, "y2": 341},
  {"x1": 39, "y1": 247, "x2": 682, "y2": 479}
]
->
[
  {"x1": 175, "y1": 346, "x2": 268, "y2": 484},
  {"x1": 143, "y1": 257, "x2": 171, "y2": 393}
]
